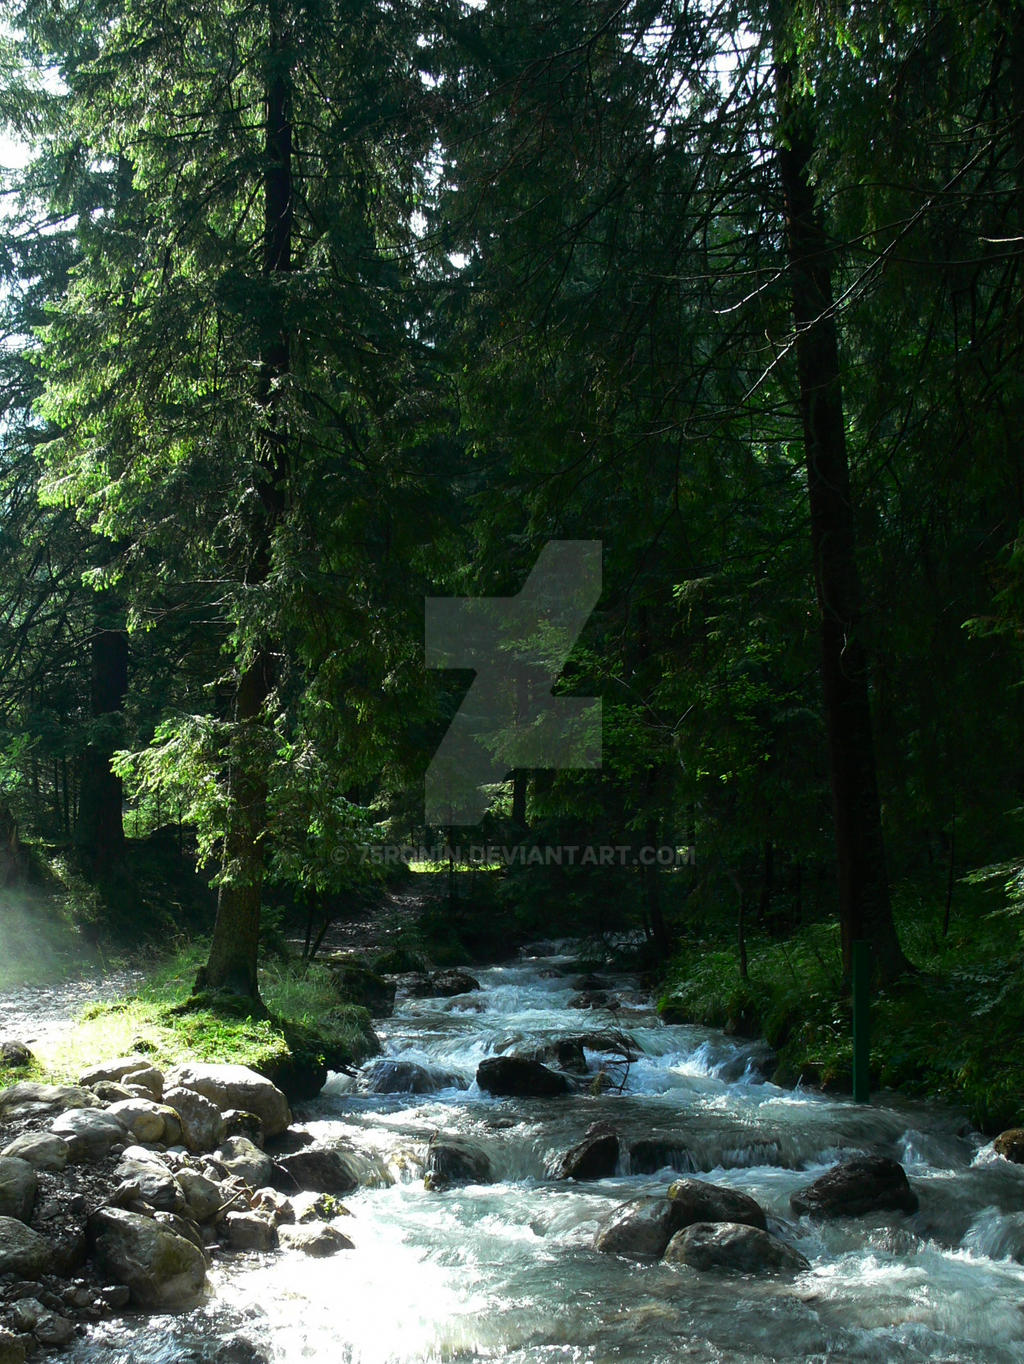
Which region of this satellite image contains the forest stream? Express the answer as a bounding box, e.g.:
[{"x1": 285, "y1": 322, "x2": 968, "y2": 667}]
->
[{"x1": 33, "y1": 943, "x2": 1024, "y2": 1363}]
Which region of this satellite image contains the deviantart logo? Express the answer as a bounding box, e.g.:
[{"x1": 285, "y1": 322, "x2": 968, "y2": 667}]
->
[{"x1": 425, "y1": 541, "x2": 602, "y2": 825}]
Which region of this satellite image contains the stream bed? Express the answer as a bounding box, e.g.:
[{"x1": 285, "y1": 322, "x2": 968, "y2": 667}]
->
[{"x1": 62, "y1": 944, "x2": 1024, "y2": 1362}]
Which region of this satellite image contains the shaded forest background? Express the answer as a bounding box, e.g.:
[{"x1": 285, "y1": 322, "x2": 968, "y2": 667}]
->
[{"x1": 2, "y1": 0, "x2": 1024, "y2": 1116}]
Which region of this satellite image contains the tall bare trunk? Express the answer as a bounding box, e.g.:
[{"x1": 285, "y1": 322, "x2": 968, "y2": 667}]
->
[{"x1": 772, "y1": 21, "x2": 910, "y2": 983}]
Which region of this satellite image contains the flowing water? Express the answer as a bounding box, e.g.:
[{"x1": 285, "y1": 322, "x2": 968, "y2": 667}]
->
[{"x1": 62, "y1": 945, "x2": 1024, "y2": 1362}]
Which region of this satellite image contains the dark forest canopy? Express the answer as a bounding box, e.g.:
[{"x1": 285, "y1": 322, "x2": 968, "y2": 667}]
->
[{"x1": 1, "y1": 0, "x2": 1023, "y2": 1005}]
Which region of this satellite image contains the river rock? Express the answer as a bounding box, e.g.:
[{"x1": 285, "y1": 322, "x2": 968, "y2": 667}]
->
[
  {"x1": 116, "y1": 1151, "x2": 186, "y2": 1213},
  {"x1": 152, "y1": 1210, "x2": 205, "y2": 1251},
  {"x1": 0, "y1": 1157, "x2": 37, "y2": 1222},
  {"x1": 167, "y1": 1064, "x2": 290, "y2": 1138},
  {"x1": 0, "y1": 1132, "x2": 69, "y2": 1173},
  {"x1": 519, "y1": 1040, "x2": 588, "y2": 1074},
  {"x1": 0, "y1": 1041, "x2": 33, "y2": 1068},
  {"x1": 176, "y1": 1168, "x2": 224, "y2": 1223},
  {"x1": 50, "y1": 1107, "x2": 127, "y2": 1161},
  {"x1": 424, "y1": 1135, "x2": 493, "y2": 1189},
  {"x1": 215, "y1": 1136, "x2": 274, "y2": 1189},
  {"x1": 664, "y1": 1221, "x2": 810, "y2": 1274},
  {"x1": 272, "y1": 1147, "x2": 360, "y2": 1194},
  {"x1": 548, "y1": 1123, "x2": 619, "y2": 1181},
  {"x1": 476, "y1": 1056, "x2": 572, "y2": 1098},
  {"x1": 89, "y1": 1081, "x2": 135, "y2": 1104},
  {"x1": 568, "y1": 991, "x2": 609, "y2": 1009},
  {"x1": 8, "y1": 1297, "x2": 75, "y2": 1346},
  {"x1": 223, "y1": 1110, "x2": 265, "y2": 1147},
  {"x1": 790, "y1": 1156, "x2": 918, "y2": 1218},
  {"x1": 0, "y1": 1330, "x2": 26, "y2": 1364},
  {"x1": 106, "y1": 1097, "x2": 169, "y2": 1143},
  {"x1": 993, "y1": 1129, "x2": 1024, "y2": 1163},
  {"x1": 164, "y1": 1086, "x2": 227, "y2": 1153},
  {"x1": 224, "y1": 1211, "x2": 276, "y2": 1251},
  {"x1": 0, "y1": 1083, "x2": 102, "y2": 1120},
  {"x1": 361, "y1": 1059, "x2": 466, "y2": 1095},
  {"x1": 0, "y1": 1217, "x2": 52, "y2": 1276},
  {"x1": 79, "y1": 1056, "x2": 156, "y2": 1087},
  {"x1": 667, "y1": 1178, "x2": 767, "y2": 1230},
  {"x1": 277, "y1": 1222, "x2": 354, "y2": 1256},
  {"x1": 88, "y1": 1206, "x2": 206, "y2": 1308},
  {"x1": 595, "y1": 1196, "x2": 692, "y2": 1259},
  {"x1": 406, "y1": 970, "x2": 481, "y2": 998}
]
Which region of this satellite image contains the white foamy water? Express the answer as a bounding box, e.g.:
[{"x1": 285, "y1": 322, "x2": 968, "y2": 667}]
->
[{"x1": 63, "y1": 948, "x2": 1024, "y2": 1362}]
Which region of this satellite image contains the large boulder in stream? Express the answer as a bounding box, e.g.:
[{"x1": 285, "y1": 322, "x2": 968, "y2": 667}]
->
[
  {"x1": 167, "y1": 1064, "x2": 291, "y2": 1138},
  {"x1": 88, "y1": 1207, "x2": 206, "y2": 1309},
  {"x1": 548, "y1": 1123, "x2": 620, "y2": 1181},
  {"x1": 360, "y1": 1059, "x2": 466, "y2": 1095},
  {"x1": 424, "y1": 1135, "x2": 493, "y2": 1189},
  {"x1": 595, "y1": 1197, "x2": 689, "y2": 1259},
  {"x1": 596, "y1": 1179, "x2": 769, "y2": 1259},
  {"x1": 476, "y1": 1056, "x2": 572, "y2": 1098},
  {"x1": 790, "y1": 1155, "x2": 918, "y2": 1219},
  {"x1": 405, "y1": 970, "x2": 481, "y2": 999},
  {"x1": 664, "y1": 1221, "x2": 809, "y2": 1275},
  {"x1": 272, "y1": 1147, "x2": 361, "y2": 1195},
  {"x1": 667, "y1": 1178, "x2": 767, "y2": 1230}
]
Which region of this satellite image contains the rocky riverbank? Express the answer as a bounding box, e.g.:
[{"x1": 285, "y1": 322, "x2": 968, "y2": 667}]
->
[{"x1": 0, "y1": 1059, "x2": 363, "y2": 1361}]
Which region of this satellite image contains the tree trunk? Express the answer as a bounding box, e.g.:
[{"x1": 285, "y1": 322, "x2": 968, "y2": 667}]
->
[
  {"x1": 195, "y1": 4, "x2": 292, "y2": 1004},
  {"x1": 76, "y1": 594, "x2": 128, "y2": 875},
  {"x1": 772, "y1": 24, "x2": 910, "y2": 983}
]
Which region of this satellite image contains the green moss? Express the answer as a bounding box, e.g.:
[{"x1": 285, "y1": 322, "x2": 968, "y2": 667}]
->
[{"x1": 29, "y1": 942, "x2": 379, "y2": 1089}]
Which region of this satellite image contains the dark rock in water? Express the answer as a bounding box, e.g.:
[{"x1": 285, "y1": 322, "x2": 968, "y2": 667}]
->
[
  {"x1": 405, "y1": 970, "x2": 481, "y2": 999},
  {"x1": 424, "y1": 1134, "x2": 493, "y2": 1189},
  {"x1": 664, "y1": 1221, "x2": 809, "y2": 1274},
  {"x1": 272, "y1": 1148, "x2": 360, "y2": 1195},
  {"x1": 538, "y1": 968, "x2": 564, "y2": 979},
  {"x1": 361, "y1": 1059, "x2": 466, "y2": 1095},
  {"x1": 993, "y1": 1129, "x2": 1024, "y2": 1163},
  {"x1": 476, "y1": 1056, "x2": 572, "y2": 1098},
  {"x1": 548, "y1": 1122, "x2": 619, "y2": 1181},
  {"x1": 666, "y1": 1178, "x2": 767, "y2": 1231},
  {"x1": 628, "y1": 1138, "x2": 696, "y2": 1175},
  {"x1": 568, "y1": 991, "x2": 609, "y2": 1010},
  {"x1": 0, "y1": 1041, "x2": 33, "y2": 1069},
  {"x1": 594, "y1": 1196, "x2": 691, "y2": 1259},
  {"x1": 517, "y1": 1040, "x2": 588, "y2": 1075},
  {"x1": 571, "y1": 975, "x2": 609, "y2": 992},
  {"x1": 790, "y1": 1155, "x2": 918, "y2": 1219}
]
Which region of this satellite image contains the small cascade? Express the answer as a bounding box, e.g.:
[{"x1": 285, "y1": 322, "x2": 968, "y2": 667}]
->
[{"x1": 60, "y1": 944, "x2": 1024, "y2": 1363}]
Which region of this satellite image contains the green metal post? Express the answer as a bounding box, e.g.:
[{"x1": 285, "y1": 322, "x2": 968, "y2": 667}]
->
[{"x1": 852, "y1": 939, "x2": 871, "y2": 1104}]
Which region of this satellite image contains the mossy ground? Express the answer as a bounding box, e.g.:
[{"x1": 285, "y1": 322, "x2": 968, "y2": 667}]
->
[
  {"x1": 659, "y1": 882, "x2": 1024, "y2": 1134},
  {"x1": 0, "y1": 941, "x2": 379, "y2": 1090}
]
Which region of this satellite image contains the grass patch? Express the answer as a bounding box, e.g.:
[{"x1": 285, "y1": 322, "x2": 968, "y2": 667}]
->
[
  {"x1": 25, "y1": 941, "x2": 378, "y2": 1090},
  {"x1": 658, "y1": 881, "x2": 1024, "y2": 1133}
]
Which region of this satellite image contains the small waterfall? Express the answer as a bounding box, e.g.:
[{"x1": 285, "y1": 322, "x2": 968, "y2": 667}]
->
[{"x1": 60, "y1": 945, "x2": 1024, "y2": 1363}]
